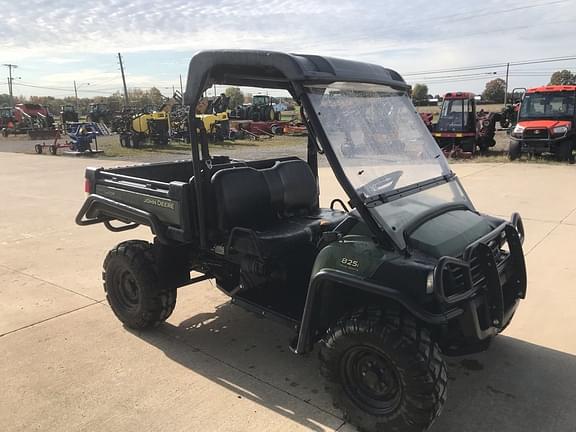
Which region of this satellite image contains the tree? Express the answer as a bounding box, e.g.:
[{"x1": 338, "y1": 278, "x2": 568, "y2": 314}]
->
[
  {"x1": 482, "y1": 78, "x2": 506, "y2": 102},
  {"x1": 411, "y1": 83, "x2": 428, "y2": 102},
  {"x1": 549, "y1": 70, "x2": 576, "y2": 85},
  {"x1": 148, "y1": 87, "x2": 165, "y2": 106},
  {"x1": 0, "y1": 94, "x2": 12, "y2": 106},
  {"x1": 225, "y1": 87, "x2": 244, "y2": 108}
]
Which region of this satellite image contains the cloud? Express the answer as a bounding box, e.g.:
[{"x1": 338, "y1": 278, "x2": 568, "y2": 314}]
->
[{"x1": 1, "y1": 0, "x2": 576, "y2": 96}]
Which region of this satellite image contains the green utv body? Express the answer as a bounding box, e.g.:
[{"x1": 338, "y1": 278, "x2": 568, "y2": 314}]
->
[{"x1": 77, "y1": 50, "x2": 527, "y2": 432}]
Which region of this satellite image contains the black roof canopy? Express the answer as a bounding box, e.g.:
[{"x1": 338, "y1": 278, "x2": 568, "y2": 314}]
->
[{"x1": 183, "y1": 49, "x2": 409, "y2": 105}]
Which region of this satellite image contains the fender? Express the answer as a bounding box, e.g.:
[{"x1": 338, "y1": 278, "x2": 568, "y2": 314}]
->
[{"x1": 293, "y1": 268, "x2": 461, "y2": 354}]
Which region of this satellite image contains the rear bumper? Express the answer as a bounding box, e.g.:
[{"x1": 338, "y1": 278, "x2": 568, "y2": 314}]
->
[{"x1": 434, "y1": 213, "x2": 527, "y2": 341}]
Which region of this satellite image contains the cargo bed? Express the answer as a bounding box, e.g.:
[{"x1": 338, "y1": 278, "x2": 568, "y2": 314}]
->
[{"x1": 76, "y1": 157, "x2": 300, "y2": 244}]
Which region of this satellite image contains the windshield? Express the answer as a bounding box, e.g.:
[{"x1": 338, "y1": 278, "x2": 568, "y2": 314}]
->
[
  {"x1": 519, "y1": 92, "x2": 575, "y2": 120},
  {"x1": 306, "y1": 82, "x2": 451, "y2": 197},
  {"x1": 0, "y1": 108, "x2": 13, "y2": 118},
  {"x1": 306, "y1": 82, "x2": 468, "y2": 249},
  {"x1": 436, "y1": 98, "x2": 473, "y2": 131},
  {"x1": 252, "y1": 95, "x2": 269, "y2": 106}
]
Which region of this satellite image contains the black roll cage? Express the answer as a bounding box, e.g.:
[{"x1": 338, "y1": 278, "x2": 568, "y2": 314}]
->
[{"x1": 182, "y1": 50, "x2": 414, "y2": 252}]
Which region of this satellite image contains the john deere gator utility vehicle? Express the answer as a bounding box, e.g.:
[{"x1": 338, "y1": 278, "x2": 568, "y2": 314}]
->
[{"x1": 76, "y1": 50, "x2": 527, "y2": 432}]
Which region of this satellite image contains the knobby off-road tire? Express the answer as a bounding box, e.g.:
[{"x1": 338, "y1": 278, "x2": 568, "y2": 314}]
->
[
  {"x1": 556, "y1": 141, "x2": 573, "y2": 162},
  {"x1": 103, "y1": 240, "x2": 176, "y2": 329},
  {"x1": 508, "y1": 140, "x2": 521, "y2": 161},
  {"x1": 319, "y1": 308, "x2": 447, "y2": 432}
]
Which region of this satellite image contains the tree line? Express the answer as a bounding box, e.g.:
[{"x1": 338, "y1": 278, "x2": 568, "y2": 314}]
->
[
  {"x1": 0, "y1": 85, "x2": 296, "y2": 114},
  {"x1": 411, "y1": 69, "x2": 576, "y2": 104},
  {"x1": 0, "y1": 87, "x2": 168, "y2": 114}
]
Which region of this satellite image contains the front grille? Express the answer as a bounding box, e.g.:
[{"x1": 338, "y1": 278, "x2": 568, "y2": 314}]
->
[
  {"x1": 442, "y1": 264, "x2": 468, "y2": 297},
  {"x1": 442, "y1": 231, "x2": 509, "y2": 299},
  {"x1": 524, "y1": 128, "x2": 549, "y2": 139}
]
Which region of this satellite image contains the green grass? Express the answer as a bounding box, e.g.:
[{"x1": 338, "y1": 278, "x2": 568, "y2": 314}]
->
[{"x1": 95, "y1": 134, "x2": 308, "y2": 159}]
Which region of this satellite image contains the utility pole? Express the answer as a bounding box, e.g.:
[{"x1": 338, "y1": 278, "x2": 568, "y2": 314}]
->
[
  {"x1": 3, "y1": 64, "x2": 18, "y2": 108},
  {"x1": 179, "y1": 74, "x2": 184, "y2": 106},
  {"x1": 73, "y1": 80, "x2": 79, "y2": 111},
  {"x1": 118, "y1": 53, "x2": 129, "y2": 108},
  {"x1": 504, "y1": 62, "x2": 510, "y2": 105}
]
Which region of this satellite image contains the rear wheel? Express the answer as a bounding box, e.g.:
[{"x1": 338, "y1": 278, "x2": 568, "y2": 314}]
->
[
  {"x1": 119, "y1": 134, "x2": 130, "y2": 148},
  {"x1": 320, "y1": 308, "x2": 447, "y2": 432},
  {"x1": 103, "y1": 240, "x2": 176, "y2": 329},
  {"x1": 264, "y1": 105, "x2": 275, "y2": 121},
  {"x1": 509, "y1": 140, "x2": 521, "y2": 160},
  {"x1": 34, "y1": 144, "x2": 43, "y2": 154}
]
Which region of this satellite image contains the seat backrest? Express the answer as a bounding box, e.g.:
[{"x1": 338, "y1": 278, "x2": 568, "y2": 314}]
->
[
  {"x1": 274, "y1": 160, "x2": 318, "y2": 216},
  {"x1": 211, "y1": 167, "x2": 275, "y2": 231},
  {"x1": 210, "y1": 159, "x2": 319, "y2": 232}
]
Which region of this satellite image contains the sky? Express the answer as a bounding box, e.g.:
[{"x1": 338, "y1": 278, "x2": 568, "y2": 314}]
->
[{"x1": 1, "y1": 0, "x2": 576, "y2": 100}]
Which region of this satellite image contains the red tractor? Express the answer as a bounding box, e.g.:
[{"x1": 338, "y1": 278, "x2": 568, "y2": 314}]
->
[
  {"x1": 429, "y1": 92, "x2": 505, "y2": 155},
  {"x1": 509, "y1": 85, "x2": 575, "y2": 162}
]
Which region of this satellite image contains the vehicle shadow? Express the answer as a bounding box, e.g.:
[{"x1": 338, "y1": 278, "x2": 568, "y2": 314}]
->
[
  {"x1": 133, "y1": 302, "x2": 576, "y2": 432},
  {"x1": 134, "y1": 302, "x2": 343, "y2": 431}
]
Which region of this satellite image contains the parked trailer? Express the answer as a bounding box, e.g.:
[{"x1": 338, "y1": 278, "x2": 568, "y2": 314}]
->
[{"x1": 34, "y1": 122, "x2": 103, "y2": 156}]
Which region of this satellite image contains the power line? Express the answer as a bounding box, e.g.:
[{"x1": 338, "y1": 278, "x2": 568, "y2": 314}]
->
[
  {"x1": 12, "y1": 82, "x2": 118, "y2": 95},
  {"x1": 300, "y1": 0, "x2": 567, "y2": 51},
  {"x1": 404, "y1": 55, "x2": 576, "y2": 76}
]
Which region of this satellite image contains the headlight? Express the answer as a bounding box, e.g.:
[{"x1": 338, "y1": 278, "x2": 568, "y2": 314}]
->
[
  {"x1": 426, "y1": 271, "x2": 435, "y2": 294},
  {"x1": 552, "y1": 126, "x2": 568, "y2": 136},
  {"x1": 512, "y1": 124, "x2": 525, "y2": 135},
  {"x1": 482, "y1": 120, "x2": 490, "y2": 127}
]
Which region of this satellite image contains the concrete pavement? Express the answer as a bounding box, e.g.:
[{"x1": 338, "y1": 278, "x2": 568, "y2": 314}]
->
[{"x1": 1, "y1": 152, "x2": 576, "y2": 431}]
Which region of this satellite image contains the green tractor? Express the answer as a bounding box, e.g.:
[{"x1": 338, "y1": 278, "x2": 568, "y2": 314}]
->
[
  {"x1": 60, "y1": 105, "x2": 79, "y2": 124},
  {"x1": 230, "y1": 94, "x2": 279, "y2": 121},
  {"x1": 86, "y1": 103, "x2": 112, "y2": 125}
]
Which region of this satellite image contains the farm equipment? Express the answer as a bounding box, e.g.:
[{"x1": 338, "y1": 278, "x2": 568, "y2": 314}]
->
[
  {"x1": 230, "y1": 94, "x2": 280, "y2": 121},
  {"x1": 86, "y1": 103, "x2": 113, "y2": 125},
  {"x1": 197, "y1": 111, "x2": 230, "y2": 142},
  {"x1": 119, "y1": 111, "x2": 170, "y2": 148},
  {"x1": 430, "y1": 92, "x2": 508, "y2": 156},
  {"x1": 76, "y1": 50, "x2": 527, "y2": 432},
  {"x1": 169, "y1": 95, "x2": 232, "y2": 143},
  {"x1": 0, "y1": 107, "x2": 15, "y2": 136},
  {"x1": 229, "y1": 119, "x2": 306, "y2": 140},
  {"x1": 60, "y1": 105, "x2": 79, "y2": 124},
  {"x1": 509, "y1": 85, "x2": 575, "y2": 162},
  {"x1": 34, "y1": 122, "x2": 104, "y2": 155},
  {"x1": 2, "y1": 103, "x2": 56, "y2": 139}
]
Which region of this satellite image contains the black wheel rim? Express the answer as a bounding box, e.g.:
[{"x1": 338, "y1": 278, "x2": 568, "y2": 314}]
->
[
  {"x1": 340, "y1": 345, "x2": 402, "y2": 415},
  {"x1": 112, "y1": 269, "x2": 141, "y2": 313}
]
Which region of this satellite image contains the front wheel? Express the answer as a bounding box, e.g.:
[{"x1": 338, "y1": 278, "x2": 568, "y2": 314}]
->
[
  {"x1": 509, "y1": 140, "x2": 521, "y2": 161},
  {"x1": 556, "y1": 141, "x2": 573, "y2": 162},
  {"x1": 319, "y1": 308, "x2": 447, "y2": 432},
  {"x1": 103, "y1": 240, "x2": 176, "y2": 329}
]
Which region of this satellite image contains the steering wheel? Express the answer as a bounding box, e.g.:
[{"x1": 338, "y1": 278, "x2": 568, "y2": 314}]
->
[{"x1": 358, "y1": 170, "x2": 403, "y2": 197}]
